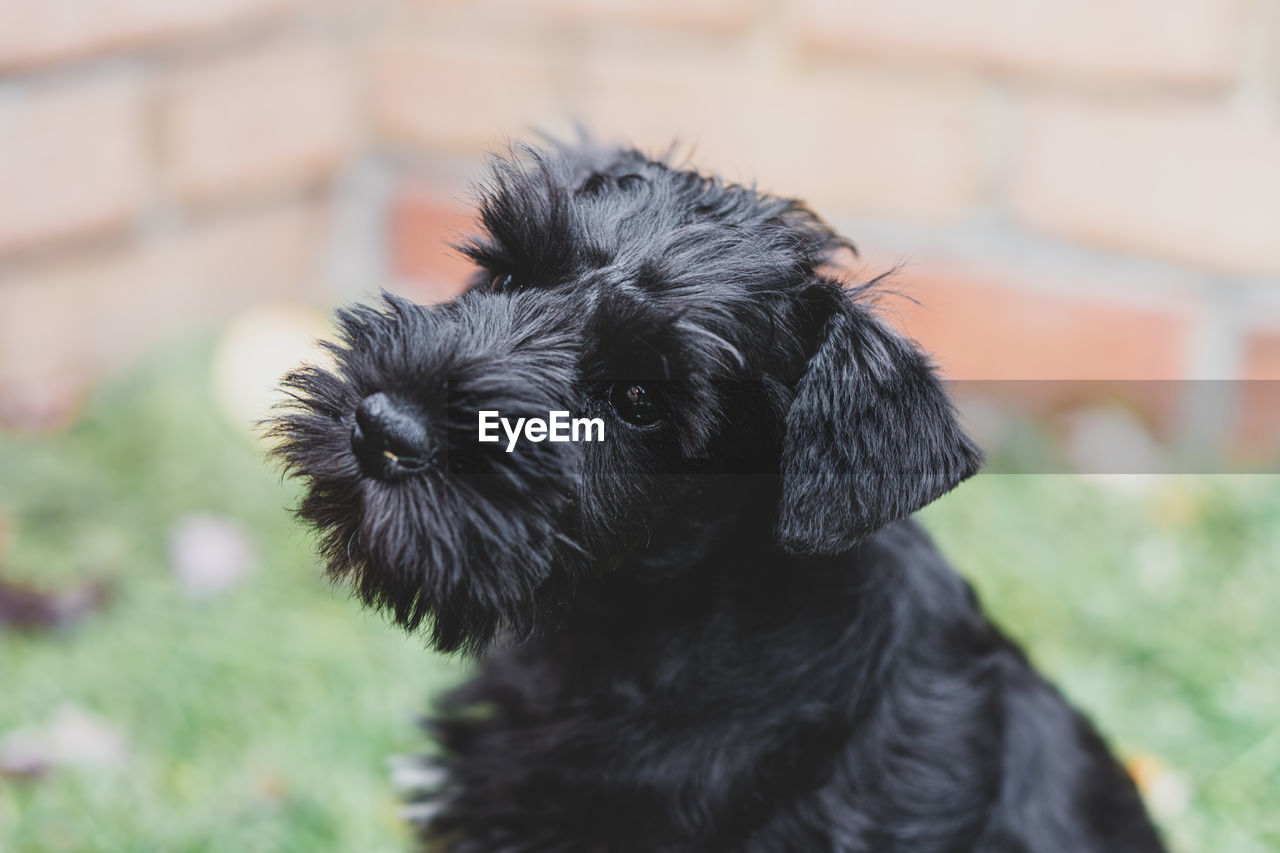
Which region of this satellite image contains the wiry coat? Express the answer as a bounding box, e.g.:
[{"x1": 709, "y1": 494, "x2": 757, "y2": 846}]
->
[{"x1": 272, "y1": 141, "x2": 1166, "y2": 852}]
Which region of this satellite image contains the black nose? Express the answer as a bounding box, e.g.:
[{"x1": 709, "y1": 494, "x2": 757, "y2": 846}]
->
[{"x1": 351, "y1": 393, "x2": 433, "y2": 479}]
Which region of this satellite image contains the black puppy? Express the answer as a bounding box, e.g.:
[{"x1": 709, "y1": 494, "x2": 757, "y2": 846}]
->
[{"x1": 272, "y1": 141, "x2": 1166, "y2": 852}]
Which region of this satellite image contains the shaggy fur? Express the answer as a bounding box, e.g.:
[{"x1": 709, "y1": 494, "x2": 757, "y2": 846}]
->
[{"x1": 271, "y1": 140, "x2": 1166, "y2": 851}]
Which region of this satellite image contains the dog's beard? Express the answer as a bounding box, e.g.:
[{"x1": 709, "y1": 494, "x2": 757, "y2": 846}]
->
[
  {"x1": 303, "y1": 464, "x2": 577, "y2": 653},
  {"x1": 268, "y1": 348, "x2": 584, "y2": 656}
]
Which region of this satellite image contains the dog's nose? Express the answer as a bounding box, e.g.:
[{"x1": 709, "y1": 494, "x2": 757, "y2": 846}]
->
[{"x1": 352, "y1": 393, "x2": 433, "y2": 479}]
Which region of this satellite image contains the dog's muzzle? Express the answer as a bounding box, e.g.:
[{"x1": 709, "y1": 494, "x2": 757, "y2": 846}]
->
[{"x1": 351, "y1": 392, "x2": 434, "y2": 480}]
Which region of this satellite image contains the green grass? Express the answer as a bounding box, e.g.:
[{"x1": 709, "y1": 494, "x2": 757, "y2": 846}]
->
[
  {"x1": 2, "y1": 335, "x2": 1277, "y2": 851},
  {"x1": 1, "y1": 338, "x2": 467, "y2": 852}
]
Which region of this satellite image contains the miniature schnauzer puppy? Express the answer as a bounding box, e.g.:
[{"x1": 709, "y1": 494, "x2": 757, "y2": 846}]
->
[{"x1": 272, "y1": 141, "x2": 1166, "y2": 852}]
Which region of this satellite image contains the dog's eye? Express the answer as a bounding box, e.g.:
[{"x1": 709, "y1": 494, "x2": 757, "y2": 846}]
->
[
  {"x1": 609, "y1": 383, "x2": 662, "y2": 428},
  {"x1": 491, "y1": 274, "x2": 514, "y2": 292}
]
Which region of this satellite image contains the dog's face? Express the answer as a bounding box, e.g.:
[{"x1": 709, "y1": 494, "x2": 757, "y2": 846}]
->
[{"x1": 272, "y1": 143, "x2": 981, "y2": 652}]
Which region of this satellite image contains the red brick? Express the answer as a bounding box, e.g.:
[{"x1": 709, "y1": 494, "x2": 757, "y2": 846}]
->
[
  {"x1": 370, "y1": 29, "x2": 565, "y2": 153},
  {"x1": 1236, "y1": 327, "x2": 1280, "y2": 455},
  {"x1": 0, "y1": 0, "x2": 305, "y2": 70},
  {"x1": 160, "y1": 38, "x2": 356, "y2": 205},
  {"x1": 0, "y1": 79, "x2": 148, "y2": 256},
  {"x1": 792, "y1": 0, "x2": 1244, "y2": 87},
  {"x1": 868, "y1": 263, "x2": 1192, "y2": 381},
  {"x1": 579, "y1": 49, "x2": 984, "y2": 222},
  {"x1": 0, "y1": 202, "x2": 329, "y2": 408},
  {"x1": 1012, "y1": 97, "x2": 1280, "y2": 278},
  {"x1": 389, "y1": 185, "x2": 478, "y2": 303},
  {"x1": 1242, "y1": 328, "x2": 1280, "y2": 381}
]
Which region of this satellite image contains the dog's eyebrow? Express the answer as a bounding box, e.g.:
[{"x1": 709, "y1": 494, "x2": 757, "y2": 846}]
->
[
  {"x1": 673, "y1": 320, "x2": 745, "y2": 372},
  {"x1": 633, "y1": 337, "x2": 671, "y2": 380},
  {"x1": 583, "y1": 299, "x2": 747, "y2": 384}
]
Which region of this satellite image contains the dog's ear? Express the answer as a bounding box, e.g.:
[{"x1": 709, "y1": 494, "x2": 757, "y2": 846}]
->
[{"x1": 776, "y1": 285, "x2": 982, "y2": 555}]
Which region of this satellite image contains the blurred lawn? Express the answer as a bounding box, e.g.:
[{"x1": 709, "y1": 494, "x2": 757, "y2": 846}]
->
[{"x1": 1, "y1": 334, "x2": 1277, "y2": 852}]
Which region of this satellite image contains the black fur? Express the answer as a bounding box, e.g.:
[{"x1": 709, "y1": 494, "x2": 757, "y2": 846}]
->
[{"x1": 271, "y1": 141, "x2": 1166, "y2": 851}]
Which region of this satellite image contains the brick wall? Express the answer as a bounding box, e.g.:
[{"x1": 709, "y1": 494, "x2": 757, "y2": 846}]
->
[{"x1": 1, "y1": 0, "x2": 1277, "y2": 449}]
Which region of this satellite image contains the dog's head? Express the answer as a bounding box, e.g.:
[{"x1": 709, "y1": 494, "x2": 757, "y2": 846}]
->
[{"x1": 271, "y1": 141, "x2": 981, "y2": 652}]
